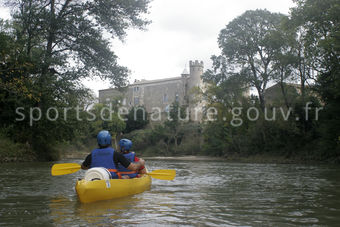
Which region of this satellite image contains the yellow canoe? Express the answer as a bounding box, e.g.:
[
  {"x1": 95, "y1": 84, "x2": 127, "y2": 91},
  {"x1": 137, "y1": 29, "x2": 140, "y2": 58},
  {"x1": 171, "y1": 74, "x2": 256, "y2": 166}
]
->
[{"x1": 75, "y1": 174, "x2": 152, "y2": 203}]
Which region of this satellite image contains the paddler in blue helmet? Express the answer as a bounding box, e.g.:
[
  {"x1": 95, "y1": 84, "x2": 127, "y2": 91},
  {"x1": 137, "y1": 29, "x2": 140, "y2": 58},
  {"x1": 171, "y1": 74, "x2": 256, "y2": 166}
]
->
[
  {"x1": 81, "y1": 130, "x2": 145, "y2": 179},
  {"x1": 117, "y1": 139, "x2": 147, "y2": 179}
]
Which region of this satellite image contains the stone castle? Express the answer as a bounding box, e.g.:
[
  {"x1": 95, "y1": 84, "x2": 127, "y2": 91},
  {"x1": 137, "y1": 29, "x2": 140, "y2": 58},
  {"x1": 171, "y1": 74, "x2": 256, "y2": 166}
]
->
[{"x1": 99, "y1": 60, "x2": 204, "y2": 121}]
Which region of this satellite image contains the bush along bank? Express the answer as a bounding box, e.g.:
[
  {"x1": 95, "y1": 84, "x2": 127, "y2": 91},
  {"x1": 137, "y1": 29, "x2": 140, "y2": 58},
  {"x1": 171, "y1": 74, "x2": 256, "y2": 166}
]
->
[
  {"x1": 121, "y1": 122, "x2": 204, "y2": 157},
  {"x1": 0, "y1": 134, "x2": 37, "y2": 162}
]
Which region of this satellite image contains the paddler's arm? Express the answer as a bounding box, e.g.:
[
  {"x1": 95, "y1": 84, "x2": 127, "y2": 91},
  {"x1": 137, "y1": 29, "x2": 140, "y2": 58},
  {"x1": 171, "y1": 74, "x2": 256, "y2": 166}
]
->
[
  {"x1": 127, "y1": 158, "x2": 145, "y2": 171},
  {"x1": 134, "y1": 156, "x2": 147, "y2": 174},
  {"x1": 115, "y1": 151, "x2": 145, "y2": 171},
  {"x1": 81, "y1": 154, "x2": 91, "y2": 170}
]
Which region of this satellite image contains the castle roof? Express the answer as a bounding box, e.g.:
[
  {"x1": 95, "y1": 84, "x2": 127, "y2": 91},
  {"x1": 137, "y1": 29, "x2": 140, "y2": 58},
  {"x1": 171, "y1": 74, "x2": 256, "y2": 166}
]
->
[
  {"x1": 98, "y1": 76, "x2": 185, "y2": 92},
  {"x1": 132, "y1": 76, "x2": 184, "y2": 86}
]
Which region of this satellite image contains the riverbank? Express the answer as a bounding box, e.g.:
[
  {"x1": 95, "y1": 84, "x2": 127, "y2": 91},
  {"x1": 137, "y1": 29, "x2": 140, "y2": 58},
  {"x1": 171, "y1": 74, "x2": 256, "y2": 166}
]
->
[
  {"x1": 144, "y1": 154, "x2": 323, "y2": 164},
  {"x1": 60, "y1": 151, "x2": 328, "y2": 164},
  {"x1": 0, "y1": 136, "x2": 36, "y2": 162},
  {"x1": 144, "y1": 156, "x2": 223, "y2": 161},
  {"x1": 0, "y1": 135, "x2": 334, "y2": 164}
]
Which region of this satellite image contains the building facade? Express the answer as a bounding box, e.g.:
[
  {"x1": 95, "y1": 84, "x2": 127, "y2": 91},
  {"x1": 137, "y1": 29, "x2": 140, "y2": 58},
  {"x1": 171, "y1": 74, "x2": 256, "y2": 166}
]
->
[{"x1": 99, "y1": 60, "x2": 205, "y2": 121}]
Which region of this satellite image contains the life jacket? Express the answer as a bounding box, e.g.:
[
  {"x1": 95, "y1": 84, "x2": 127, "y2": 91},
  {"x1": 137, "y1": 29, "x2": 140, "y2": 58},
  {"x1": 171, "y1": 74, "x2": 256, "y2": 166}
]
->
[
  {"x1": 90, "y1": 147, "x2": 120, "y2": 179},
  {"x1": 117, "y1": 152, "x2": 138, "y2": 178}
]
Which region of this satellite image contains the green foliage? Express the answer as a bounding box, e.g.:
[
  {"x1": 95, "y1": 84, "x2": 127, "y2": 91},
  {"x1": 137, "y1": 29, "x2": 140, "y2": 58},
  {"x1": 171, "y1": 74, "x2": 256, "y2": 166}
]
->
[
  {"x1": 2, "y1": 0, "x2": 151, "y2": 86},
  {"x1": 124, "y1": 106, "x2": 149, "y2": 133},
  {"x1": 0, "y1": 131, "x2": 36, "y2": 162},
  {"x1": 201, "y1": 8, "x2": 324, "y2": 160},
  {"x1": 202, "y1": 98, "x2": 320, "y2": 158},
  {"x1": 162, "y1": 102, "x2": 190, "y2": 154},
  {"x1": 0, "y1": 0, "x2": 150, "y2": 161},
  {"x1": 86, "y1": 103, "x2": 126, "y2": 138},
  {"x1": 291, "y1": 0, "x2": 340, "y2": 160},
  {"x1": 122, "y1": 122, "x2": 202, "y2": 156}
]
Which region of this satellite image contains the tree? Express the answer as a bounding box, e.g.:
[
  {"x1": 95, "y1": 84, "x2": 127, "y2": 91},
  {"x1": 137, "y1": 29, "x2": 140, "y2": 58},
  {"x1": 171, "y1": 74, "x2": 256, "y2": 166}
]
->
[
  {"x1": 201, "y1": 9, "x2": 321, "y2": 158},
  {"x1": 3, "y1": 0, "x2": 150, "y2": 86},
  {"x1": 124, "y1": 106, "x2": 149, "y2": 133},
  {"x1": 280, "y1": 16, "x2": 316, "y2": 102},
  {"x1": 0, "y1": 0, "x2": 150, "y2": 159},
  {"x1": 202, "y1": 63, "x2": 253, "y2": 156},
  {"x1": 203, "y1": 55, "x2": 248, "y2": 108},
  {"x1": 87, "y1": 103, "x2": 125, "y2": 138},
  {"x1": 164, "y1": 102, "x2": 188, "y2": 154},
  {"x1": 291, "y1": 0, "x2": 340, "y2": 158},
  {"x1": 263, "y1": 18, "x2": 295, "y2": 108},
  {"x1": 218, "y1": 9, "x2": 287, "y2": 110}
]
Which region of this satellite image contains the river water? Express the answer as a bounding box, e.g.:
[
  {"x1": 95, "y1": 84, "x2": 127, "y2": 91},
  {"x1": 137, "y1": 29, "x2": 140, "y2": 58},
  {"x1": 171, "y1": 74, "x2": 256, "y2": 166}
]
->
[{"x1": 0, "y1": 159, "x2": 339, "y2": 226}]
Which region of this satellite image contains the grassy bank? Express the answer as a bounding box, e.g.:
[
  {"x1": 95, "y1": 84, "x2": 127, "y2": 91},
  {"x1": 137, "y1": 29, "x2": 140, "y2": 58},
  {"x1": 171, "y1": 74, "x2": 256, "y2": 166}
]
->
[
  {"x1": 0, "y1": 132, "x2": 96, "y2": 163},
  {"x1": 221, "y1": 153, "x2": 321, "y2": 164},
  {"x1": 0, "y1": 135, "x2": 36, "y2": 162},
  {"x1": 56, "y1": 138, "x2": 98, "y2": 160}
]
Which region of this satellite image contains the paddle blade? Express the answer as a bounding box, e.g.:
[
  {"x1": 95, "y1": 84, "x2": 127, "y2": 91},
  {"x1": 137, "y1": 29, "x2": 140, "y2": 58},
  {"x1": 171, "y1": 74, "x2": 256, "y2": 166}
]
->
[
  {"x1": 51, "y1": 163, "x2": 81, "y2": 176},
  {"x1": 147, "y1": 169, "x2": 176, "y2": 180}
]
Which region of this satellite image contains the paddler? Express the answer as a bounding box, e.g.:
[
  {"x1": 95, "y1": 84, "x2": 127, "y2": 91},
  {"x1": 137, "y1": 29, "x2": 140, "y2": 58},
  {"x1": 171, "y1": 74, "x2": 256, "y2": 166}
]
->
[
  {"x1": 81, "y1": 130, "x2": 145, "y2": 179},
  {"x1": 117, "y1": 139, "x2": 147, "y2": 179}
]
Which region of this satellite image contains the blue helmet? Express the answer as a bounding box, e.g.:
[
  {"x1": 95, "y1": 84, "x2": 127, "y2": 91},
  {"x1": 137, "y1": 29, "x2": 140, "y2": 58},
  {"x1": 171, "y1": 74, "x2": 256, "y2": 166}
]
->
[
  {"x1": 97, "y1": 130, "x2": 112, "y2": 147},
  {"x1": 119, "y1": 139, "x2": 132, "y2": 152}
]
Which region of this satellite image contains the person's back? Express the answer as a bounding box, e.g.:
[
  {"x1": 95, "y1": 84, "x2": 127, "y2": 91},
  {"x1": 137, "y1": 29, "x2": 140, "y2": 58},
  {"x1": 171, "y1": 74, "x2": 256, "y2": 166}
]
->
[
  {"x1": 81, "y1": 131, "x2": 145, "y2": 179},
  {"x1": 91, "y1": 147, "x2": 115, "y2": 168}
]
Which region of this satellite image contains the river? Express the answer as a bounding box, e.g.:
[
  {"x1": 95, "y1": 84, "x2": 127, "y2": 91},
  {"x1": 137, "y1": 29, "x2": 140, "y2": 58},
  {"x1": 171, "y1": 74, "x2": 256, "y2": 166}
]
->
[{"x1": 0, "y1": 159, "x2": 339, "y2": 226}]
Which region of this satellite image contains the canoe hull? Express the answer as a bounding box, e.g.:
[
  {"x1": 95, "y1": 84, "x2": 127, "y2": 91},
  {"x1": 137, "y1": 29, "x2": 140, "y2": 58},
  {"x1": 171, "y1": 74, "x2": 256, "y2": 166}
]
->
[{"x1": 75, "y1": 174, "x2": 152, "y2": 203}]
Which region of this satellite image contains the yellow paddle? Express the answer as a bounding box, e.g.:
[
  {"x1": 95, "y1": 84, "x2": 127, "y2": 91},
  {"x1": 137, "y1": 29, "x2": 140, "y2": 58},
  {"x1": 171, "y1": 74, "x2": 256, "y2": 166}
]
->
[
  {"x1": 51, "y1": 163, "x2": 81, "y2": 176},
  {"x1": 51, "y1": 163, "x2": 176, "y2": 180},
  {"x1": 146, "y1": 169, "x2": 176, "y2": 180}
]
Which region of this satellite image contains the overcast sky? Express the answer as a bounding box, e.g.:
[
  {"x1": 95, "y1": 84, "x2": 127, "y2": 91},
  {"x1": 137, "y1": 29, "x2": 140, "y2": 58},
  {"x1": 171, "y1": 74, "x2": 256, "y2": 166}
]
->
[{"x1": 0, "y1": 0, "x2": 295, "y2": 96}]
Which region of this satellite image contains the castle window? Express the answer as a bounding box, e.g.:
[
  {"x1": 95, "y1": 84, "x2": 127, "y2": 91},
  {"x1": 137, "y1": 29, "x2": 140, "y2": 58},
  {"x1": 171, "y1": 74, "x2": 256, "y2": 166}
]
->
[
  {"x1": 134, "y1": 87, "x2": 140, "y2": 92},
  {"x1": 165, "y1": 105, "x2": 170, "y2": 113},
  {"x1": 122, "y1": 98, "x2": 126, "y2": 105},
  {"x1": 175, "y1": 93, "x2": 179, "y2": 102},
  {"x1": 163, "y1": 94, "x2": 168, "y2": 103},
  {"x1": 134, "y1": 97, "x2": 139, "y2": 105}
]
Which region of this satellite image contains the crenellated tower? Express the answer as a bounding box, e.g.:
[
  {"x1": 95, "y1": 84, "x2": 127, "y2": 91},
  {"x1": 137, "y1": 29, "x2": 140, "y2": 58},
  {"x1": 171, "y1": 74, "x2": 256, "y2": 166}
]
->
[
  {"x1": 185, "y1": 60, "x2": 204, "y2": 121},
  {"x1": 188, "y1": 60, "x2": 204, "y2": 92}
]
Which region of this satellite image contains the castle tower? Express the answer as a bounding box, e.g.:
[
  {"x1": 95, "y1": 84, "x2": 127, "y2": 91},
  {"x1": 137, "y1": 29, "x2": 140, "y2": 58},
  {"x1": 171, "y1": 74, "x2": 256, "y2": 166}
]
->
[
  {"x1": 188, "y1": 60, "x2": 204, "y2": 91},
  {"x1": 187, "y1": 60, "x2": 204, "y2": 121}
]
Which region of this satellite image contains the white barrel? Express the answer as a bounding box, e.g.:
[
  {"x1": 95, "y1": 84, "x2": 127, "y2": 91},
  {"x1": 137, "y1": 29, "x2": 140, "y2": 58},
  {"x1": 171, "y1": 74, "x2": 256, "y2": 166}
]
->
[{"x1": 84, "y1": 167, "x2": 111, "y2": 181}]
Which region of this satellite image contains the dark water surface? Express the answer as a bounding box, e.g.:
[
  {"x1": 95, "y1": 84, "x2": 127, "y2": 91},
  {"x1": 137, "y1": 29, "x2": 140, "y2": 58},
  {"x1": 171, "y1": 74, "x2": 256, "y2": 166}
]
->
[{"x1": 0, "y1": 159, "x2": 339, "y2": 226}]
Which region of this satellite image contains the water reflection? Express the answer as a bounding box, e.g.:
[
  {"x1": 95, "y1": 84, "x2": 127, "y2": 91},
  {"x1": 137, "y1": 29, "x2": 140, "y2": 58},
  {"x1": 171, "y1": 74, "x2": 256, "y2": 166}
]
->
[
  {"x1": 48, "y1": 189, "x2": 178, "y2": 226},
  {"x1": 49, "y1": 196, "x2": 144, "y2": 225}
]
